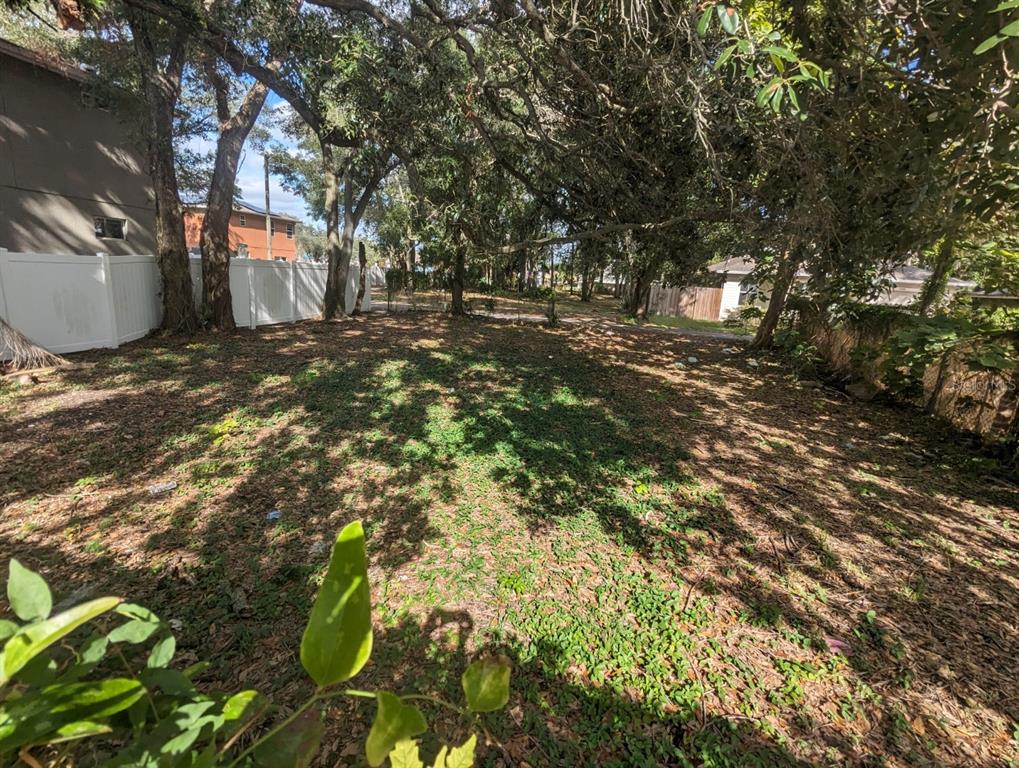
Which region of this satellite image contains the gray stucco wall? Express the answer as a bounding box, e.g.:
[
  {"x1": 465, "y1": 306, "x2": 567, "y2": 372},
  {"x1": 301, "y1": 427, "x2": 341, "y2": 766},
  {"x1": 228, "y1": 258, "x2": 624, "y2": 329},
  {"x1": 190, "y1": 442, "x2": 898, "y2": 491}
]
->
[{"x1": 0, "y1": 54, "x2": 157, "y2": 255}]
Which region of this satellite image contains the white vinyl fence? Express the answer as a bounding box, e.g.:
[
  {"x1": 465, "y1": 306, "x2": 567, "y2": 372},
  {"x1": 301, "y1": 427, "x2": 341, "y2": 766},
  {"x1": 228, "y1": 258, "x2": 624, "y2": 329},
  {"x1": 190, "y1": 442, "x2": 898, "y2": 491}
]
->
[{"x1": 0, "y1": 249, "x2": 370, "y2": 358}]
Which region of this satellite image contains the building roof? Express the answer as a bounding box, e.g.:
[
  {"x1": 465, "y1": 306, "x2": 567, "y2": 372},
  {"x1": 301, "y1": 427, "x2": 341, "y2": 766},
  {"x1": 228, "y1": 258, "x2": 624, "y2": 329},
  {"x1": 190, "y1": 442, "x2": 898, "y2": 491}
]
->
[
  {"x1": 708, "y1": 256, "x2": 808, "y2": 278},
  {"x1": 0, "y1": 38, "x2": 90, "y2": 83},
  {"x1": 186, "y1": 200, "x2": 301, "y2": 223},
  {"x1": 707, "y1": 256, "x2": 975, "y2": 288}
]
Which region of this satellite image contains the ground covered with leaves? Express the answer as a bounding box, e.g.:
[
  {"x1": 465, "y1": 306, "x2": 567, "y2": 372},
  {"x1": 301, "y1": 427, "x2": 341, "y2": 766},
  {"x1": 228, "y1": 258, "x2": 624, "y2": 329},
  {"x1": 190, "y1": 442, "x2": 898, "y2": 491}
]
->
[{"x1": 1, "y1": 315, "x2": 1017, "y2": 767}]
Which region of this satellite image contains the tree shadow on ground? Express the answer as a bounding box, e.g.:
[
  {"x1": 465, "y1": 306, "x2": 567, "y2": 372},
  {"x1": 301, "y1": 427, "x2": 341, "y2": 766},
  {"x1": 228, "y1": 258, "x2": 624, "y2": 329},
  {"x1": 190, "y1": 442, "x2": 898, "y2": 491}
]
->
[{"x1": 1, "y1": 314, "x2": 1016, "y2": 766}]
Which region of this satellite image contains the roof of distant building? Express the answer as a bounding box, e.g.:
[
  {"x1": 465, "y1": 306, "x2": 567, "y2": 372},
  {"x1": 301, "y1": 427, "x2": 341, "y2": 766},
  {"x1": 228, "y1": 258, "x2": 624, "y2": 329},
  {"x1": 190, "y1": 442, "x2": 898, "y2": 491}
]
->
[
  {"x1": 0, "y1": 37, "x2": 90, "y2": 83},
  {"x1": 707, "y1": 256, "x2": 975, "y2": 287},
  {"x1": 186, "y1": 200, "x2": 301, "y2": 223}
]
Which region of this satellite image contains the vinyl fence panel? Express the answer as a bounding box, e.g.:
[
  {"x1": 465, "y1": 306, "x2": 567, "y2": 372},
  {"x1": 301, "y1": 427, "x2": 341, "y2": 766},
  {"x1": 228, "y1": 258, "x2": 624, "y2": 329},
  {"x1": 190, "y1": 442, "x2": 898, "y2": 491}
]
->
[
  {"x1": 295, "y1": 262, "x2": 326, "y2": 319},
  {"x1": 0, "y1": 250, "x2": 119, "y2": 354},
  {"x1": 109, "y1": 254, "x2": 161, "y2": 344},
  {"x1": 1, "y1": 251, "x2": 364, "y2": 361}
]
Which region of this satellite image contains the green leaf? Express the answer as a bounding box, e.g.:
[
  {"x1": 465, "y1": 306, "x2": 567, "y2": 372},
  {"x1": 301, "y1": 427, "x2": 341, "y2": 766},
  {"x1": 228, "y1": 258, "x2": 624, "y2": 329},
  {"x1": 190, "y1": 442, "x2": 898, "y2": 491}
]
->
[
  {"x1": 253, "y1": 708, "x2": 324, "y2": 768},
  {"x1": 147, "y1": 635, "x2": 176, "y2": 668},
  {"x1": 221, "y1": 689, "x2": 268, "y2": 744},
  {"x1": 756, "y1": 78, "x2": 782, "y2": 108},
  {"x1": 442, "y1": 735, "x2": 477, "y2": 768},
  {"x1": 365, "y1": 693, "x2": 427, "y2": 767},
  {"x1": 17, "y1": 655, "x2": 58, "y2": 687},
  {"x1": 992, "y1": 0, "x2": 1019, "y2": 10},
  {"x1": 975, "y1": 34, "x2": 1007, "y2": 54},
  {"x1": 389, "y1": 739, "x2": 424, "y2": 768},
  {"x1": 299, "y1": 520, "x2": 373, "y2": 687},
  {"x1": 462, "y1": 657, "x2": 511, "y2": 713},
  {"x1": 716, "y1": 4, "x2": 739, "y2": 35},
  {"x1": 2, "y1": 597, "x2": 121, "y2": 685},
  {"x1": 161, "y1": 725, "x2": 203, "y2": 756},
  {"x1": 115, "y1": 603, "x2": 161, "y2": 623},
  {"x1": 770, "y1": 84, "x2": 784, "y2": 112},
  {"x1": 80, "y1": 634, "x2": 109, "y2": 665},
  {"x1": 696, "y1": 6, "x2": 712, "y2": 37},
  {"x1": 7, "y1": 560, "x2": 52, "y2": 622},
  {"x1": 109, "y1": 603, "x2": 162, "y2": 645},
  {"x1": 0, "y1": 620, "x2": 18, "y2": 641},
  {"x1": 788, "y1": 85, "x2": 800, "y2": 112},
  {"x1": 713, "y1": 45, "x2": 736, "y2": 71},
  {"x1": 183, "y1": 661, "x2": 211, "y2": 680},
  {"x1": 140, "y1": 668, "x2": 196, "y2": 697},
  {"x1": 764, "y1": 45, "x2": 797, "y2": 61},
  {"x1": 46, "y1": 720, "x2": 112, "y2": 745},
  {"x1": 108, "y1": 619, "x2": 160, "y2": 645},
  {"x1": 0, "y1": 678, "x2": 143, "y2": 751}
]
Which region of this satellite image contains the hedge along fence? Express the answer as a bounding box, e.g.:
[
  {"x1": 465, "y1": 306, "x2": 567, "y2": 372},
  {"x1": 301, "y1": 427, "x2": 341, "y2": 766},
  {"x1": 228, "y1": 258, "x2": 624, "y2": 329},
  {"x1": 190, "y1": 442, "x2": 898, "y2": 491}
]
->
[{"x1": 794, "y1": 300, "x2": 1018, "y2": 451}]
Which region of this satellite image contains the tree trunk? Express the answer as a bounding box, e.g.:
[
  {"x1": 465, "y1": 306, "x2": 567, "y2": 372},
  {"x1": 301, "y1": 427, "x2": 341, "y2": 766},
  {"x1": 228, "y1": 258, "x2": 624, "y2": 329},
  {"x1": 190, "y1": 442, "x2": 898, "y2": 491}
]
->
[
  {"x1": 352, "y1": 241, "x2": 368, "y2": 315},
  {"x1": 200, "y1": 72, "x2": 269, "y2": 331},
  {"x1": 517, "y1": 247, "x2": 527, "y2": 292},
  {"x1": 263, "y1": 154, "x2": 273, "y2": 262},
  {"x1": 624, "y1": 262, "x2": 656, "y2": 318},
  {"x1": 916, "y1": 239, "x2": 955, "y2": 316},
  {"x1": 749, "y1": 251, "x2": 800, "y2": 350},
  {"x1": 451, "y1": 241, "x2": 466, "y2": 315},
  {"x1": 130, "y1": 17, "x2": 197, "y2": 334},
  {"x1": 323, "y1": 152, "x2": 387, "y2": 318},
  {"x1": 322, "y1": 146, "x2": 345, "y2": 319}
]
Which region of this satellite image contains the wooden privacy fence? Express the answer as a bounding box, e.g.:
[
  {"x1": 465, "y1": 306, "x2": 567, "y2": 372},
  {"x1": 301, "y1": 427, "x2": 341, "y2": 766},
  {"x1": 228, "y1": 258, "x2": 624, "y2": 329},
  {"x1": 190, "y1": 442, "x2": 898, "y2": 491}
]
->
[
  {"x1": 647, "y1": 284, "x2": 723, "y2": 321},
  {"x1": 0, "y1": 249, "x2": 370, "y2": 358}
]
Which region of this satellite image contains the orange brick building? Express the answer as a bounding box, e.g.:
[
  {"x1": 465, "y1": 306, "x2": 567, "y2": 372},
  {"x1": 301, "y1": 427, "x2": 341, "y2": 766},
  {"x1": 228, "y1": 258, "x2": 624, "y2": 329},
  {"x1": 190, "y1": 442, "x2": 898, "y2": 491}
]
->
[{"x1": 184, "y1": 201, "x2": 300, "y2": 261}]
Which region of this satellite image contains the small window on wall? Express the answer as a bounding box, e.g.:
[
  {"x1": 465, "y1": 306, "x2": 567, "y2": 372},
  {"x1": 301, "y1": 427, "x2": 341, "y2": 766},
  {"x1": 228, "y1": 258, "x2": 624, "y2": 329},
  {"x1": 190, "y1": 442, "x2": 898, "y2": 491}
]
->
[
  {"x1": 94, "y1": 216, "x2": 126, "y2": 240},
  {"x1": 239, "y1": 214, "x2": 247, "y2": 226},
  {"x1": 286, "y1": 223, "x2": 295, "y2": 240},
  {"x1": 737, "y1": 282, "x2": 757, "y2": 306},
  {"x1": 270, "y1": 221, "x2": 276, "y2": 236},
  {"x1": 237, "y1": 244, "x2": 249, "y2": 258}
]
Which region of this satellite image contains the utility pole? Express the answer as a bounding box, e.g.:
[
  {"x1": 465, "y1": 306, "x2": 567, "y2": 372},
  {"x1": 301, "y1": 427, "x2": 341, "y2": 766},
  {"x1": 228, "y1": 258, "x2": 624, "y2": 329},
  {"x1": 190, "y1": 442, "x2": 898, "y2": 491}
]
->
[{"x1": 264, "y1": 153, "x2": 273, "y2": 261}]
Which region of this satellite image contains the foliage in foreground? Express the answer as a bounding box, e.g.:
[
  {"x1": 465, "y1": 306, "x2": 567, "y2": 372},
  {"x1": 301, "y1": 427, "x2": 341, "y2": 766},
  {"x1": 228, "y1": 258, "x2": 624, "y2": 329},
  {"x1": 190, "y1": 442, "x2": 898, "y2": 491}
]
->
[{"x1": 0, "y1": 521, "x2": 509, "y2": 766}]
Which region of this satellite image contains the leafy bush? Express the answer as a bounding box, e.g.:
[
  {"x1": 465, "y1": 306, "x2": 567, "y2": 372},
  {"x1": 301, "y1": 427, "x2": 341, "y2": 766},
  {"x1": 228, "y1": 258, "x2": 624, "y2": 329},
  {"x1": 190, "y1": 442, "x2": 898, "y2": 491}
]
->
[
  {"x1": 774, "y1": 327, "x2": 820, "y2": 376},
  {"x1": 0, "y1": 521, "x2": 509, "y2": 766},
  {"x1": 723, "y1": 305, "x2": 763, "y2": 328},
  {"x1": 873, "y1": 315, "x2": 1017, "y2": 397},
  {"x1": 520, "y1": 286, "x2": 554, "y2": 302}
]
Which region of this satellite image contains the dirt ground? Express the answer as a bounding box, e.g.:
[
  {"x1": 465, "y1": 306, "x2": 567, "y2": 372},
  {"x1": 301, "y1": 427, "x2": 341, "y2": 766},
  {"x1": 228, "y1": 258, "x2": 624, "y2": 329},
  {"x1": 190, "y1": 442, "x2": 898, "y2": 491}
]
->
[{"x1": 1, "y1": 314, "x2": 1016, "y2": 767}]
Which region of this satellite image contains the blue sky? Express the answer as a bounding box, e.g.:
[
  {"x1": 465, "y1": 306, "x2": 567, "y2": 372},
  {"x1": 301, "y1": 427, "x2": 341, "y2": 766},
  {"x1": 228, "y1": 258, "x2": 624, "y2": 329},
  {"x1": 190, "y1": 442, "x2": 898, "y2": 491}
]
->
[{"x1": 187, "y1": 95, "x2": 311, "y2": 222}]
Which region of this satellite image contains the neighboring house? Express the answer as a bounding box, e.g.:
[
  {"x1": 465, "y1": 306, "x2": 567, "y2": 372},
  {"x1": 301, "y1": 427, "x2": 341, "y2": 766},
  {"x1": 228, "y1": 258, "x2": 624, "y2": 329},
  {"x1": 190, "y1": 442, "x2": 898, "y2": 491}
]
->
[
  {"x1": 708, "y1": 257, "x2": 976, "y2": 319},
  {"x1": 0, "y1": 38, "x2": 157, "y2": 255},
  {"x1": 184, "y1": 201, "x2": 300, "y2": 261}
]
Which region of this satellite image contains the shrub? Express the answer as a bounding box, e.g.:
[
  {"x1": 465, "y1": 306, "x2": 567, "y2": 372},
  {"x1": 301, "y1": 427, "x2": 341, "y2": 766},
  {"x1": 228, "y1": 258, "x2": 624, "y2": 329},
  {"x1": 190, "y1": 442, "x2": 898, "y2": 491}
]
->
[
  {"x1": 521, "y1": 286, "x2": 554, "y2": 302},
  {"x1": 873, "y1": 315, "x2": 1017, "y2": 398},
  {"x1": 0, "y1": 521, "x2": 509, "y2": 766},
  {"x1": 724, "y1": 305, "x2": 763, "y2": 328},
  {"x1": 774, "y1": 327, "x2": 821, "y2": 376}
]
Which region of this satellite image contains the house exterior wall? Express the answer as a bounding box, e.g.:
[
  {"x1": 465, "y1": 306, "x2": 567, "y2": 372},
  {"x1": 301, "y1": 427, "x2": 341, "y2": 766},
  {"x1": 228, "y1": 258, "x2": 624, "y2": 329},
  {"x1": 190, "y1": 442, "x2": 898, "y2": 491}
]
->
[
  {"x1": 0, "y1": 53, "x2": 157, "y2": 255},
  {"x1": 719, "y1": 278, "x2": 743, "y2": 319},
  {"x1": 183, "y1": 210, "x2": 298, "y2": 261}
]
